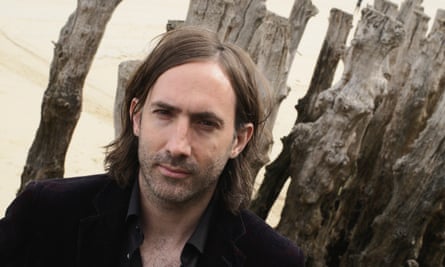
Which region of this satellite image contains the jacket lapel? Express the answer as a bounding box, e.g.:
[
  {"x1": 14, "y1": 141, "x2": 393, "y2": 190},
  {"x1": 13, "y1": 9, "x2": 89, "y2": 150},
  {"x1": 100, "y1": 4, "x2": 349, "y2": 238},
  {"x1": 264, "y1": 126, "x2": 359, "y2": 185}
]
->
[
  {"x1": 199, "y1": 207, "x2": 247, "y2": 267},
  {"x1": 76, "y1": 179, "x2": 131, "y2": 267}
]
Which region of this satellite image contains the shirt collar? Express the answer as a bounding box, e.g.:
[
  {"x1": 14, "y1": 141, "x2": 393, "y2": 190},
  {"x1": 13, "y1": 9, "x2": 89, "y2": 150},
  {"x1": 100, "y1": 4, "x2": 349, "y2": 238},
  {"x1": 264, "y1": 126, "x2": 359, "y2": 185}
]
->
[
  {"x1": 125, "y1": 177, "x2": 217, "y2": 253},
  {"x1": 126, "y1": 177, "x2": 140, "y2": 221},
  {"x1": 186, "y1": 190, "x2": 216, "y2": 253}
]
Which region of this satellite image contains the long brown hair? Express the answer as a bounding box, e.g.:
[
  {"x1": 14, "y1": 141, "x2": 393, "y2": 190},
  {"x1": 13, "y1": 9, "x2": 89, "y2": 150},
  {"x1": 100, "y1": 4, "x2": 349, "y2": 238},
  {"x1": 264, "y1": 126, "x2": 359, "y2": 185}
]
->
[{"x1": 105, "y1": 26, "x2": 267, "y2": 214}]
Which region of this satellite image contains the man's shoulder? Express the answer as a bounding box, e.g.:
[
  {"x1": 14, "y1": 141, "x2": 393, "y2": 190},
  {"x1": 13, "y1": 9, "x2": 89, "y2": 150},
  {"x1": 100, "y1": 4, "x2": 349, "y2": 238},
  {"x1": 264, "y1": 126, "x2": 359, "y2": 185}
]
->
[
  {"x1": 25, "y1": 173, "x2": 113, "y2": 197},
  {"x1": 239, "y1": 209, "x2": 295, "y2": 247},
  {"x1": 0, "y1": 174, "x2": 128, "y2": 264},
  {"x1": 32, "y1": 173, "x2": 111, "y2": 187},
  {"x1": 18, "y1": 174, "x2": 117, "y2": 214},
  {"x1": 238, "y1": 209, "x2": 305, "y2": 266}
]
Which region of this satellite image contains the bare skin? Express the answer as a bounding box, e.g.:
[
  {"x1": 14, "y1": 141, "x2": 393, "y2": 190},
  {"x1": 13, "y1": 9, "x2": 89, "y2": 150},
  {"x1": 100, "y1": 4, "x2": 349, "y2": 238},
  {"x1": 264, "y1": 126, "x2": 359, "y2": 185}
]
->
[{"x1": 138, "y1": 180, "x2": 211, "y2": 267}]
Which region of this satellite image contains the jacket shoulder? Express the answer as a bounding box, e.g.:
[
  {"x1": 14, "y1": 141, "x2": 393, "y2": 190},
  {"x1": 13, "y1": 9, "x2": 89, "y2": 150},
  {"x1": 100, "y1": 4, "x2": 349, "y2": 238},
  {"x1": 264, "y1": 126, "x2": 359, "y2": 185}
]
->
[
  {"x1": 0, "y1": 174, "x2": 119, "y2": 265},
  {"x1": 28, "y1": 174, "x2": 116, "y2": 212},
  {"x1": 29, "y1": 173, "x2": 113, "y2": 193},
  {"x1": 239, "y1": 209, "x2": 305, "y2": 267}
]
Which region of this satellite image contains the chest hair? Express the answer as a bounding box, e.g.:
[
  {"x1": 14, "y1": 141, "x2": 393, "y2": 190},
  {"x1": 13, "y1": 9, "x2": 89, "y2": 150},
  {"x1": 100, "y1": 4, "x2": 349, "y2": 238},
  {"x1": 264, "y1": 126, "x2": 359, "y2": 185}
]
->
[{"x1": 140, "y1": 237, "x2": 183, "y2": 267}]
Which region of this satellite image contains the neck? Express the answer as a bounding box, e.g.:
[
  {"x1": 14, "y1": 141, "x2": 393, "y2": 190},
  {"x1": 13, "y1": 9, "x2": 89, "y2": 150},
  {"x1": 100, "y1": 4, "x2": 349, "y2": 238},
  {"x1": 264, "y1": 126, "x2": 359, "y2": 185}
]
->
[{"x1": 138, "y1": 176, "x2": 215, "y2": 244}]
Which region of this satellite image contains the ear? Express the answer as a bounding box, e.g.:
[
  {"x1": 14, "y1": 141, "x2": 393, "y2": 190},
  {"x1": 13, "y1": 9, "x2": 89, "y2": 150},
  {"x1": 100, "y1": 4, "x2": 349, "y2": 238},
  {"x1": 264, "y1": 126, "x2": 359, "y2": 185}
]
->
[
  {"x1": 130, "y1": 98, "x2": 141, "y2": 136},
  {"x1": 230, "y1": 123, "x2": 254, "y2": 159}
]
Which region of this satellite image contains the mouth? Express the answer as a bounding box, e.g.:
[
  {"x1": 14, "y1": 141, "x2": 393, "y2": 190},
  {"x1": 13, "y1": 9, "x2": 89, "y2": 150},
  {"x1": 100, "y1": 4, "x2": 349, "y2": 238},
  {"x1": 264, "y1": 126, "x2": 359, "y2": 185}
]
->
[{"x1": 157, "y1": 164, "x2": 192, "y2": 179}]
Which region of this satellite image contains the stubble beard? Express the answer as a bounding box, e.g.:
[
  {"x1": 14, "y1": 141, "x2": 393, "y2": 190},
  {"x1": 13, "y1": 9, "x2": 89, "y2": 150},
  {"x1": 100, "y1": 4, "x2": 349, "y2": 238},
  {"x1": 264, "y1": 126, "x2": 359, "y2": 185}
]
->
[{"x1": 138, "y1": 147, "x2": 228, "y2": 206}]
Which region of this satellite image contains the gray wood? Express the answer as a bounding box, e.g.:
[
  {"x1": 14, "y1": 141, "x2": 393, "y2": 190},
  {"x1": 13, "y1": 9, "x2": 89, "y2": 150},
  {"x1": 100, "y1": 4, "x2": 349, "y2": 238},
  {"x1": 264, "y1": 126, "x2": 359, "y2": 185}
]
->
[{"x1": 20, "y1": 0, "x2": 122, "y2": 191}]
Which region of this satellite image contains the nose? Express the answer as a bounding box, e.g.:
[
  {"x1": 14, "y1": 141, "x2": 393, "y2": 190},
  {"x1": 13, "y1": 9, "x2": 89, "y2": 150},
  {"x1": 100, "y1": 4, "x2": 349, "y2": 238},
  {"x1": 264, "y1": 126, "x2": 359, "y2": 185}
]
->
[{"x1": 165, "y1": 119, "x2": 192, "y2": 157}]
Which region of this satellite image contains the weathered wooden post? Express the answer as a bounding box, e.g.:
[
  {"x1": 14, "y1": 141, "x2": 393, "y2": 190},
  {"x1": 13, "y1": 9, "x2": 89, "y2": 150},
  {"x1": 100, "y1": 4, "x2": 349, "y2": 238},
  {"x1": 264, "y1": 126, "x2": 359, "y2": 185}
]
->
[
  {"x1": 275, "y1": 7, "x2": 405, "y2": 266},
  {"x1": 20, "y1": 0, "x2": 122, "y2": 190},
  {"x1": 251, "y1": 8, "x2": 353, "y2": 219},
  {"x1": 354, "y1": 10, "x2": 445, "y2": 266},
  {"x1": 342, "y1": 1, "x2": 432, "y2": 263},
  {"x1": 374, "y1": 0, "x2": 398, "y2": 17},
  {"x1": 114, "y1": 60, "x2": 140, "y2": 138}
]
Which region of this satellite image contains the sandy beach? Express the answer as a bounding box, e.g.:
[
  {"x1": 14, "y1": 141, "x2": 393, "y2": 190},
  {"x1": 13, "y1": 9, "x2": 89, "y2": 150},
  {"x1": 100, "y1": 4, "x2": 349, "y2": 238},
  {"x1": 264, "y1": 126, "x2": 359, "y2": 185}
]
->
[{"x1": 0, "y1": 0, "x2": 441, "y2": 224}]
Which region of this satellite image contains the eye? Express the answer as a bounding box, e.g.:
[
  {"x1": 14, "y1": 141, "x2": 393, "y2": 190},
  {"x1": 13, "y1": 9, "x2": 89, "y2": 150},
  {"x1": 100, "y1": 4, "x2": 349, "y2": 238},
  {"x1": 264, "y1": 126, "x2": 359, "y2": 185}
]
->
[
  {"x1": 196, "y1": 119, "x2": 220, "y2": 131},
  {"x1": 153, "y1": 109, "x2": 172, "y2": 119}
]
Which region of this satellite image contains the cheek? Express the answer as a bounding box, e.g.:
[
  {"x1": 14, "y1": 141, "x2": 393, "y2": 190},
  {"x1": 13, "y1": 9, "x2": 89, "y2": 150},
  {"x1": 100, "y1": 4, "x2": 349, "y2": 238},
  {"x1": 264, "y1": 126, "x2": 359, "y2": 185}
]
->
[
  {"x1": 199, "y1": 138, "x2": 234, "y2": 161},
  {"x1": 137, "y1": 121, "x2": 167, "y2": 152}
]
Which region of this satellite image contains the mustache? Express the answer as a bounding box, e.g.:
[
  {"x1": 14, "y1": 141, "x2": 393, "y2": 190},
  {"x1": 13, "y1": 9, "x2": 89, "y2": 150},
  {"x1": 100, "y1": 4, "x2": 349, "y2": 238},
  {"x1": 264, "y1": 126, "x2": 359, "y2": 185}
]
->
[{"x1": 152, "y1": 152, "x2": 198, "y2": 173}]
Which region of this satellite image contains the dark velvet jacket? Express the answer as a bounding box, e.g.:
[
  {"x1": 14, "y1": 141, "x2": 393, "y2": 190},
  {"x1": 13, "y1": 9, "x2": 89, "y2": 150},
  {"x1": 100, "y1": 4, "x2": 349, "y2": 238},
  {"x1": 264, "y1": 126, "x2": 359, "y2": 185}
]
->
[{"x1": 0, "y1": 174, "x2": 304, "y2": 267}]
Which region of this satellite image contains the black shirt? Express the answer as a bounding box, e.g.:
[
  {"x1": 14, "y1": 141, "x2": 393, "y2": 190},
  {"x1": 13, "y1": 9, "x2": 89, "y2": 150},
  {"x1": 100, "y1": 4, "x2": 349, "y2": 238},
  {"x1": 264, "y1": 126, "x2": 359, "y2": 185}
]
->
[{"x1": 120, "y1": 179, "x2": 214, "y2": 267}]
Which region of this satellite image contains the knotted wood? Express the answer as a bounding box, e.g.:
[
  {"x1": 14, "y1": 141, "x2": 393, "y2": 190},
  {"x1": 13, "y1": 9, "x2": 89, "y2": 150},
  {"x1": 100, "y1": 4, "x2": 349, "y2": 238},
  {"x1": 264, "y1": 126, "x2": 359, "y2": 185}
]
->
[
  {"x1": 275, "y1": 7, "x2": 405, "y2": 267},
  {"x1": 254, "y1": 0, "x2": 445, "y2": 265},
  {"x1": 356, "y1": 11, "x2": 445, "y2": 266},
  {"x1": 251, "y1": 8, "x2": 353, "y2": 219},
  {"x1": 20, "y1": 0, "x2": 122, "y2": 190}
]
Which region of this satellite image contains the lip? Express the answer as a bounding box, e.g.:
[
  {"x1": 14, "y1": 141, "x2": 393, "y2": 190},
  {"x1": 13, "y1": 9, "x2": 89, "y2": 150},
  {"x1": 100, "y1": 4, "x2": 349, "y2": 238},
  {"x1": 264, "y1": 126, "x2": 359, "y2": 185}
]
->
[{"x1": 158, "y1": 164, "x2": 191, "y2": 179}]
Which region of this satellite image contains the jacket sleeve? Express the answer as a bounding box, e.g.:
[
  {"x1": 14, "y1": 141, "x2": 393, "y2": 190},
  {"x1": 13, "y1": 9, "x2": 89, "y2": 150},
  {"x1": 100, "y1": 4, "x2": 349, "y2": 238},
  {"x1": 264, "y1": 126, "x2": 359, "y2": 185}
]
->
[{"x1": 0, "y1": 182, "x2": 39, "y2": 266}]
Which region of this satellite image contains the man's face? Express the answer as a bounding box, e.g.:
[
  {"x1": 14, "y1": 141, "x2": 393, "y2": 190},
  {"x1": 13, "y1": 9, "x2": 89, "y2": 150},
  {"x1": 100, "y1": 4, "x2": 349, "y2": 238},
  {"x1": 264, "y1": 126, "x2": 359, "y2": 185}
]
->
[{"x1": 131, "y1": 61, "x2": 253, "y2": 206}]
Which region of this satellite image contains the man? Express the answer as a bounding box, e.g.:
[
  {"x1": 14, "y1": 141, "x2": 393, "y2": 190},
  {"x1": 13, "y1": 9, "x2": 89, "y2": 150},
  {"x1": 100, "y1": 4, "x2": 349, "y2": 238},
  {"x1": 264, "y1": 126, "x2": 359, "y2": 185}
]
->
[{"x1": 0, "y1": 27, "x2": 304, "y2": 267}]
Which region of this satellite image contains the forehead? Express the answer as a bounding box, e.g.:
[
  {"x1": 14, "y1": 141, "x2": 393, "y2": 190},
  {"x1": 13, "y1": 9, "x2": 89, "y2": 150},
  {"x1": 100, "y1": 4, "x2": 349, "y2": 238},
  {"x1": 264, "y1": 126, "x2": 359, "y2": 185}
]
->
[{"x1": 146, "y1": 61, "x2": 237, "y2": 119}]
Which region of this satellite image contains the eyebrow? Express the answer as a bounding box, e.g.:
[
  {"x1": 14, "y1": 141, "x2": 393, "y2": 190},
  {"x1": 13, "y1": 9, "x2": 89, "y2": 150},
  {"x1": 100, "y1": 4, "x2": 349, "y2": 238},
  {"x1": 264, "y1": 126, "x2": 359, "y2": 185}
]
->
[
  {"x1": 150, "y1": 101, "x2": 225, "y2": 127},
  {"x1": 151, "y1": 101, "x2": 180, "y2": 113}
]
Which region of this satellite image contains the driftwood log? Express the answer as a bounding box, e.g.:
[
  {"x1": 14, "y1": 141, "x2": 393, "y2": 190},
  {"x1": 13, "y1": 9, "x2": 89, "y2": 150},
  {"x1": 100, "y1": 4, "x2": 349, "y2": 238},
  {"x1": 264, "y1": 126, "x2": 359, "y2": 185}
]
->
[
  {"x1": 251, "y1": 0, "x2": 445, "y2": 266},
  {"x1": 251, "y1": 8, "x2": 353, "y2": 218},
  {"x1": 20, "y1": 0, "x2": 122, "y2": 191},
  {"x1": 275, "y1": 7, "x2": 405, "y2": 266},
  {"x1": 352, "y1": 6, "x2": 445, "y2": 266}
]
